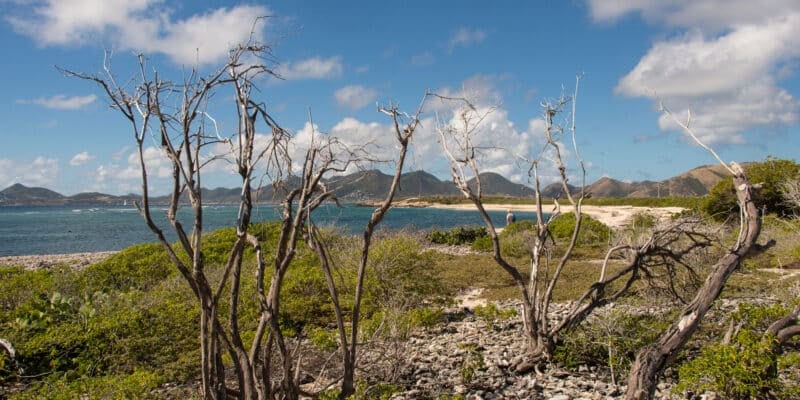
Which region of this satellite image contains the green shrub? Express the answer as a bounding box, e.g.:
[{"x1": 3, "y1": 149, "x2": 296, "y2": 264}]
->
[
  {"x1": 474, "y1": 302, "x2": 517, "y2": 330},
  {"x1": 674, "y1": 302, "x2": 800, "y2": 399},
  {"x1": 628, "y1": 212, "x2": 656, "y2": 230},
  {"x1": 471, "y1": 220, "x2": 536, "y2": 257},
  {"x1": 9, "y1": 369, "x2": 166, "y2": 400},
  {"x1": 426, "y1": 226, "x2": 488, "y2": 245},
  {"x1": 554, "y1": 309, "x2": 670, "y2": 380},
  {"x1": 458, "y1": 343, "x2": 485, "y2": 384},
  {"x1": 308, "y1": 327, "x2": 339, "y2": 352},
  {"x1": 80, "y1": 243, "x2": 174, "y2": 292},
  {"x1": 549, "y1": 213, "x2": 611, "y2": 246},
  {"x1": 703, "y1": 157, "x2": 800, "y2": 221}
]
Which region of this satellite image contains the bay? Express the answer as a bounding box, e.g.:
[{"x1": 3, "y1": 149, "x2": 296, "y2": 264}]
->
[{"x1": 0, "y1": 204, "x2": 540, "y2": 256}]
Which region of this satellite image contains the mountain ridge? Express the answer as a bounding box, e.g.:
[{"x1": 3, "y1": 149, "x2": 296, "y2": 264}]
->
[{"x1": 0, "y1": 164, "x2": 731, "y2": 206}]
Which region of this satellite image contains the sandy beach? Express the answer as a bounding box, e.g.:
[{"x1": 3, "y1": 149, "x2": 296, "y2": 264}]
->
[
  {"x1": 412, "y1": 202, "x2": 686, "y2": 230},
  {"x1": 0, "y1": 251, "x2": 117, "y2": 270}
]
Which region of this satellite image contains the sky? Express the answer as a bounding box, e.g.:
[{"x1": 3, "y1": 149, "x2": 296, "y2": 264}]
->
[{"x1": 1, "y1": 0, "x2": 799, "y2": 196}]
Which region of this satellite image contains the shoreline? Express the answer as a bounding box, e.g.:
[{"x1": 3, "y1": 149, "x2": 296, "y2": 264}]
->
[
  {"x1": 396, "y1": 201, "x2": 686, "y2": 229},
  {"x1": 1, "y1": 204, "x2": 685, "y2": 269},
  {"x1": 0, "y1": 251, "x2": 117, "y2": 270}
]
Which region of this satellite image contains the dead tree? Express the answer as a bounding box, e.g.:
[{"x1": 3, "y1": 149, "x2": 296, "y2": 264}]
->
[
  {"x1": 624, "y1": 109, "x2": 764, "y2": 400},
  {"x1": 434, "y1": 80, "x2": 722, "y2": 374},
  {"x1": 303, "y1": 98, "x2": 426, "y2": 399},
  {"x1": 65, "y1": 37, "x2": 358, "y2": 399}
]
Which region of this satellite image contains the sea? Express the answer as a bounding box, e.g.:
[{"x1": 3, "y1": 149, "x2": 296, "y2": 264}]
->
[{"x1": 0, "y1": 204, "x2": 539, "y2": 256}]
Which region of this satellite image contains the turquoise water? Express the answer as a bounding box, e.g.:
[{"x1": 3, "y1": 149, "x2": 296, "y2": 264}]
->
[{"x1": 0, "y1": 204, "x2": 540, "y2": 256}]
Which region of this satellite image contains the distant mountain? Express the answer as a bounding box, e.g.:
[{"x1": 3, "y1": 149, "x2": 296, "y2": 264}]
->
[
  {"x1": 0, "y1": 184, "x2": 136, "y2": 206},
  {"x1": 536, "y1": 164, "x2": 729, "y2": 199},
  {"x1": 0, "y1": 164, "x2": 734, "y2": 206},
  {"x1": 398, "y1": 170, "x2": 460, "y2": 198},
  {"x1": 468, "y1": 172, "x2": 535, "y2": 198},
  {"x1": 0, "y1": 183, "x2": 65, "y2": 205}
]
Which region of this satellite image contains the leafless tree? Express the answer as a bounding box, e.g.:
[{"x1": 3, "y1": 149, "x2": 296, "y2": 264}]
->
[
  {"x1": 67, "y1": 34, "x2": 431, "y2": 398},
  {"x1": 624, "y1": 108, "x2": 764, "y2": 400},
  {"x1": 304, "y1": 98, "x2": 426, "y2": 399},
  {"x1": 65, "y1": 39, "x2": 297, "y2": 398},
  {"x1": 433, "y1": 80, "x2": 724, "y2": 374}
]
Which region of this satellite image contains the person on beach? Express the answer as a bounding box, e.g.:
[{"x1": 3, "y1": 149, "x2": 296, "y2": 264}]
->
[{"x1": 506, "y1": 209, "x2": 516, "y2": 226}]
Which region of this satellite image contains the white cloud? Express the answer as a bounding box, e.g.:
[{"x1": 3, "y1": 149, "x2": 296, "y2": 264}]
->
[
  {"x1": 600, "y1": 1, "x2": 800, "y2": 145},
  {"x1": 425, "y1": 74, "x2": 505, "y2": 113},
  {"x1": 19, "y1": 94, "x2": 97, "y2": 110},
  {"x1": 8, "y1": 1, "x2": 270, "y2": 65},
  {"x1": 93, "y1": 146, "x2": 172, "y2": 190},
  {"x1": 0, "y1": 157, "x2": 60, "y2": 188},
  {"x1": 69, "y1": 151, "x2": 94, "y2": 166},
  {"x1": 334, "y1": 85, "x2": 379, "y2": 111},
  {"x1": 448, "y1": 27, "x2": 487, "y2": 51},
  {"x1": 275, "y1": 56, "x2": 343, "y2": 80},
  {"x1": 588, "y1": 0, "x2": 800, "y2": 31}
]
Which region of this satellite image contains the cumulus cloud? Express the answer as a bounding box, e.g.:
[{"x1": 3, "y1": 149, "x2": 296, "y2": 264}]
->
[
  {"x1": 334, "y1": 85, "x2": 379, "y2": 111},
  {"x1": 588, "y1": 0, "x2": 800, "y2": 31},
  {"x1": 69, "y1": 151, "x2": 94, "y2": 166},
  {"x1": 8, "y1": 1, "x2": 269, "y2": 65},
  {"x1": 19, "y1": 94, "x2": 97, "y2": 110},
  {"x1": 275, "y1": 56, "x2": 343, "y2": 80},
  {"x1": 93, "y1": 146, "x2": 173, "y2": 191},
  {"x1": 0, "y1": 157, "x2": 60, "y2": 188},
  {"x1": 592, "y1": 0, "x2": 800, "y2": 145},
  {"x1": 448, "y1": 27, "x2": 487, "y2": 51}
]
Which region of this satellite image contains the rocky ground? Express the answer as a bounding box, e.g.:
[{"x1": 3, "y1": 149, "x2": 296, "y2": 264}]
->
[{"x1": 360, "y1": 303, "x2": 682, "y2": 400}]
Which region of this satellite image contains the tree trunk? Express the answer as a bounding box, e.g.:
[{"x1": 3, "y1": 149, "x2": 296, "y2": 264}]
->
[{"x1": 625, "y1": 173, "x2": 761, "y2": 400}]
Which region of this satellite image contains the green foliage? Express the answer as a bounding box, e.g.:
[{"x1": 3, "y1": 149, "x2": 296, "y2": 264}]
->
[
  {"x1": 79, "y1": 243, "x2": 174, "y2": 293},
  {"x1": 674, "y1": 302, "x2": 800, "y2": 399},
  {"x1": 318, "y1": 380, "x2": 402, "y2": 400},
  {"x1": 359, "y1": 307, "x2": 444, "y2": 342},
  {"x1": 549, "y1": 212, "x2": 611, "y2": 246},
  {"x1": 502, "y1": 219, "x2": 536, "y2": 235},
  {"x1": 8, "y1": 369, "x2": 166, "y2": 400},
  {"x1": 471, "y1": 220, "x2": 535, "y2": 258},
  {"x1": 308, "y1": 326, "x2": 339, "y2": 352},
  {"x1": 628, "y1": 212, "x2": 656, "y2": 230},
  {"x1": 426, "y1": 226, "x2": 488, "y2": 246},
  {"x1": 554, "y1": 309, "x2": 670, "y2": 379},
  {"x1": 473, "y1": 302, "x2": 517, "y2": 330},
  {"x1": 703, "y1": 157, "x2": 800, "y2": 220},
  {"x1": 458, "y1": 343, "x2": 485, "y2": 384}
]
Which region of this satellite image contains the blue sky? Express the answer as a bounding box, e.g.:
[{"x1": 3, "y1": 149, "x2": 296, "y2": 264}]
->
[{"x1": 1, "y1": 0, "x2": 799, "y2": 195}]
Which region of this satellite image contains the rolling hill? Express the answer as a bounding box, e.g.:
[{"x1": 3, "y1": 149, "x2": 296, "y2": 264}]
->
[{"x1": 0, "y1": 164, "x2": 732, "y2": 206}]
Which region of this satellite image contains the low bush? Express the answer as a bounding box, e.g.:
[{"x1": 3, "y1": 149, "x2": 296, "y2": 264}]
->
[
  {"x1": 549, "y1": 213, "x2": 611, "y2": 246},
  {"x1": 674, "y1": 301, "x2": 800, "y2": 399},
  {"x1": 471, "y1": 220, "x2": 535, "y2": 258},
  {"x1": 474, "y1": 302, "x2": 517, "y2": 330},
  {"x1": 426, "y1": 226, "x2": 488, "y2": 246},
  {"x1": 554, "y1": 308, "x2": 671, "y2": 382}
]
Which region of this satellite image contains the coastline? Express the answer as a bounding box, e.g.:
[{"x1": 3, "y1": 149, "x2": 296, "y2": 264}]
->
[
  {"x1": 396, "y1": 201, "x2": 686, "y2": 229},
  {"x1": 0, "y1": 203, "x2": 685, "y2": 269},
  {"x1": 0, "y1": 251, "x2": 117, "y2": 270}
]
